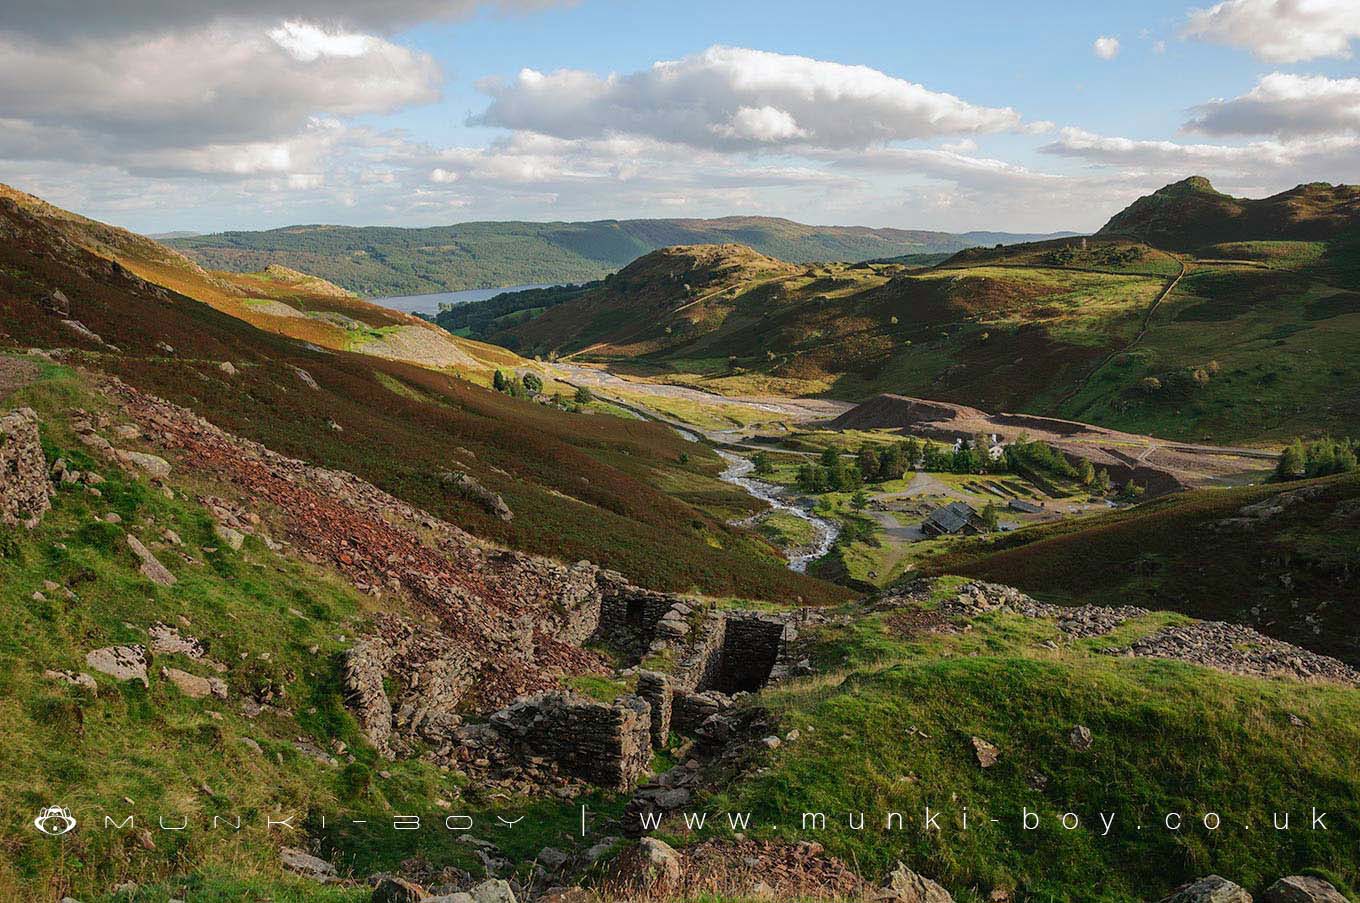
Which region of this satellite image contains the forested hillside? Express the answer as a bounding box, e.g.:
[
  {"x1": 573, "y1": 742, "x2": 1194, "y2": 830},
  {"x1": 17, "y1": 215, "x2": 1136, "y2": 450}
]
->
[{"x1": 168, "y1": 217, "x2": 1075, "y2": 297}]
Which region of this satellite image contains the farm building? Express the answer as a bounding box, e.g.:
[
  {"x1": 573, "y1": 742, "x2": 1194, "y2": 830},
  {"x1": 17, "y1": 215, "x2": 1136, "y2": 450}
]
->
[{"x1": 921, "y1": 501, "x2": 987, "y2": 536}]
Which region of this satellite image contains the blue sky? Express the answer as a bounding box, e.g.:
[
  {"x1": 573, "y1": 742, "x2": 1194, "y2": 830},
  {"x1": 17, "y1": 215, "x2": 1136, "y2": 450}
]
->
[{"x1": 2, "y1": 0, "x2": 1358, "y2": 234}]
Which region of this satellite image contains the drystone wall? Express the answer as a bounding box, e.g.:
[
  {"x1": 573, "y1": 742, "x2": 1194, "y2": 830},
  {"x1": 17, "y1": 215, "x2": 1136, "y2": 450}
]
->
[{"x1": 488, "y1": 691, "x2": 652, "y2": 791}]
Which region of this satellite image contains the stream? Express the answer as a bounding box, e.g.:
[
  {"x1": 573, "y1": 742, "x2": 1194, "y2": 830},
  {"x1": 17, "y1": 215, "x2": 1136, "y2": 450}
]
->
[{"x1": 714, "y1": 449, "x2": 840, "y2": 573}]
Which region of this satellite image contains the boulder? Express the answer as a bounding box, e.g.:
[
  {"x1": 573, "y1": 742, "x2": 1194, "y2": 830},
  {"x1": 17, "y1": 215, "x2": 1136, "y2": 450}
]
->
[
  {"x1": 161, "y1": 667, "x2": 227, "y2": 699},
  {"x1": 86, "y1": 645, "x2": 148, "y2": 686},
  {"x1": 615, "y1": 837, "x2": 682, "y2": 893},
  {"x1": 280, "y1": 846, "x2": 335, "y2": 880},
  {"x1": 1069, "y1": 725, "x2": 1093, "y2": 751},
  {"x1": 218, "y1": 361, "x2": 238, "y2": 376},
  {"x1": 874, "y1": 862, "x2": 954, "y2": 902},
  {"x1": 126, "y1": 534, "x2": 176, "y2": 586},
  {"x1": 467, "y1": 879, "x2": 517, "y2": 903},
  {"x1": 1158, "y1": 876, "x2": 1253, "y2": 903},
  {"x1": 115, "y1": 450, "x2": 172, "y2": 480},
  {"x1": 971, "y1": 736, "x2": 1000, "y2": 768},
  {"x1": 440, "y1": 471, "x2": 512, "y2": 522},
  {"x1": 214, "y1": 524, "x2": 245, "y2": 551},
  {"x1": 43, "y1": 669, "x2": 98, "y2": 692},
  {"x1": 1262, "y1": 876, "x2": 1347, "y2": 903},
  {"x1": 371, "y1": 876, "x2": 425, "y2": 903}
]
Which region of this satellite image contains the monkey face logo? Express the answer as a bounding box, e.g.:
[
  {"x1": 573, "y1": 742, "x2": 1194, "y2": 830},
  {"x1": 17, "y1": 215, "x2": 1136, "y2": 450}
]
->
[{"x1": 33, "y1": 807, "x2": 77, "y2": 836}]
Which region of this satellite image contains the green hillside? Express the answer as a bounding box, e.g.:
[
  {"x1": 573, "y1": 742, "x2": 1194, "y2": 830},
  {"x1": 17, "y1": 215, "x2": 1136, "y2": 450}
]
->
[
  {"x1": 460, "y1": 180, "x2": 1360, "y2": 443},
  {"x1": 166, "y1": 218, "x2": 1073, "y2": 298}
]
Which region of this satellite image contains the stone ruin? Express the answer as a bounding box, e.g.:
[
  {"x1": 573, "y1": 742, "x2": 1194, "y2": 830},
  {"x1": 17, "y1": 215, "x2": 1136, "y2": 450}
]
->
[
  {"x1": 0, "y1": 407, "x2": 51, "y2": 528},
  {"x1": 341, "y1": 568, "x2": 819, "y2": 794}
]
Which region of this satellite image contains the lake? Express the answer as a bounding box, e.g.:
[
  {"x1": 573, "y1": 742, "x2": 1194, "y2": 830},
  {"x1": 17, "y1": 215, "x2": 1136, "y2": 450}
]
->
[{"x1": 368, "y1": 284, "x2": 551, "y2": 316}]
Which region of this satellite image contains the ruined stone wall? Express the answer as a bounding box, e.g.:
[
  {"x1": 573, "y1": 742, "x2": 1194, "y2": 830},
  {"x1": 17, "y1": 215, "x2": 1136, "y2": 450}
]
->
[
  {"x1": 712, "y1": 617, "x2": 789, "y2": 694},
  {"x1": 0, "y1": 407, "x2": 51, "y2": 527},
  {"x1": 636, "y1": 671, "x2": 672, "y2": 747},
  {"x1": 593, "y1": 578, "x2": 681, "y2": 660},
  {"x1": 490, "y1": 692, "x2": 653, "y2": 791}
]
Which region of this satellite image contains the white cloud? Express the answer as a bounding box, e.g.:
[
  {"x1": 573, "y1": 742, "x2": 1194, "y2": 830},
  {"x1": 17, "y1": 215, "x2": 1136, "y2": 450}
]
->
[
  {"x1": 1183, "y1": 0, "x2": 1360, "y2": 62},
  {"x1": 1093, "y1": 36, "x2": 1121, "y2": 59},
  {"x1": 429, "y1": 167, "x2": 460, "y2": 183},
  {"x1": 1153, "y1": 40, "x2": 1167, "y2": 54},
  {"x1": 1040, "y1": 125, "x2": 1360, "y2": 181},
  {"x1": 269, "y1": 21, "x2": 375, "y2": 61},
  {"x1": 473, "y1": 45, "x2": 1032, "y2": 150},
  {"x1": 712, "y1": 106, "x2": 808, "y2": 142},
  {"x1": 1186, "y1": 72, "x2": 1360, "y2": 137}
]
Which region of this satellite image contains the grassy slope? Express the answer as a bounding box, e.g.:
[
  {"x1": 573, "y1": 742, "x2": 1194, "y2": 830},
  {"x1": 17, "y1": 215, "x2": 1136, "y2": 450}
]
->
[
  {"x1": 165, "y1": 218, "x2": 992, "y2": 297},
  {"x1": 706, "y1": 589, "x2": 1360, "y2": 901},
  {"x1": 0, "y1": 366, "x2": 628, "y2": 901},
  {"x1": 0, "y1": 197, "x2": 849, "y2": 606},
  {"x1": 482, "y1": 228, "x2": 1359, "y2": 443},
  {"x1": 0, "y1": 184, "x2": 519, "y2": 379},
  {"x1": 922, "y1": 473, "x2": 1360, "y2": 665}
]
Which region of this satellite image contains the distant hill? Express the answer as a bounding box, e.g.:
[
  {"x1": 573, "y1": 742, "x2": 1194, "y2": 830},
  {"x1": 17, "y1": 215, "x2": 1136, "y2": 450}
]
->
[
  {"x1": 461, "y1": 175, "x2": 1360, "y2": 443},
  {"x1": 1097, "y1": 176, "x2": 1360, "y2": 250},
  {"x1": 166, "y1": 217, "x2": 1076, "y2": 298}
]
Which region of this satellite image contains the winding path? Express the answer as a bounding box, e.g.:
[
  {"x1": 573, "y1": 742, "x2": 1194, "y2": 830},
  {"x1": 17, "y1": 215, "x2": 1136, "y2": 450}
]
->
[{"x1": 1057, "y1": 257, "x2": 1187, "y2": 409}]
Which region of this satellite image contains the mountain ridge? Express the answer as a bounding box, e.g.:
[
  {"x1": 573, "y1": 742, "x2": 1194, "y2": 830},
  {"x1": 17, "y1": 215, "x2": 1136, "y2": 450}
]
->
[{"x1": 164, "y1": 215, "x2": 1079, "y2": 297}]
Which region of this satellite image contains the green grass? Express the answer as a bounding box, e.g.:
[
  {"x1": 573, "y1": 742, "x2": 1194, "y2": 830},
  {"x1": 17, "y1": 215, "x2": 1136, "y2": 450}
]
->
[
  {"x1": 699, "y1": 604, "x2": 1360, "y2": 901},
  {"x1": 0, "y1": 367, "x2": 640, "y2": 901}
]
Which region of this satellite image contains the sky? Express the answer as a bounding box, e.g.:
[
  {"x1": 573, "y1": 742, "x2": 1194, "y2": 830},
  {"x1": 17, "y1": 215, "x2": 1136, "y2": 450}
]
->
[{"x1": 2, "y1": 0, "x2": 1359, "y2": 235}]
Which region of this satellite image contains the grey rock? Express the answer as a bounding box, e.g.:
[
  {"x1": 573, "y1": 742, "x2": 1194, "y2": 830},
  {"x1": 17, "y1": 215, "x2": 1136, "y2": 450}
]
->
[
  {"x1": 467, "y1": 879, "x2": 517, "y2": 903},
  {"x1": 874, "y1": 862, "x2": 953, "y2": 902},
  {"x1": 126, "y1": 534, "x2": 176, "y2": 586},
  {"x1": 115, "y1": 449, "x2": 172, "y2": 480},
  {"x1": 1262, "y1": 876, "x2": 1347, "y2": 903},
  {"x1": 280, "y1": 846, "x2": 335, "y2": 879},
  {"x1": 1158, "y1": 876, "x2": 1253, "y2": 903},
  {"x1": 86, "y1": 645, "x2": 149, "y2": 686},
  {"x1": 1069, "y1": 725, "x2": 1093, "y2": 751},
  {"x1": 371, "y1": 876, "x2": 426, "y2": 903}
]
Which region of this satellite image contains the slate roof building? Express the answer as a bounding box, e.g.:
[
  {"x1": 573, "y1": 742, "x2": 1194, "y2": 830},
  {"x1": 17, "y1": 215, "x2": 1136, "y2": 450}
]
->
[{"x1": 921, "y1": 501, "x2": 986, "y2": 536}]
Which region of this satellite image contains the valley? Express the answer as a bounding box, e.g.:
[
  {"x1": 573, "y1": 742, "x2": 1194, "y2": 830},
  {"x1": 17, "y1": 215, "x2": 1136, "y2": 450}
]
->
[{"x1": 2, "y1": 177, "x2": 1358, "y2": 903}]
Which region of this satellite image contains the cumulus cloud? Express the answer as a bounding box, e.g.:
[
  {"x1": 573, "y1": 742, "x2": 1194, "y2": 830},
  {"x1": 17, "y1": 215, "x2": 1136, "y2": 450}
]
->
[
  {"x1": 1093, "y1": 36, "x2": 1121, "y2": 59},
  {"x1": 1183, "y1": 0, "x2": 1360, "y2": 62},
  {"x1": 1186, "y1": 72, "x2": 1360, "y2": 137},
  {"x1": 0, "y1": 23, "x2": 439, "y2": 177},
  {"x1": 473, "y1": 45, "x2": 1031, "y2": 150}
]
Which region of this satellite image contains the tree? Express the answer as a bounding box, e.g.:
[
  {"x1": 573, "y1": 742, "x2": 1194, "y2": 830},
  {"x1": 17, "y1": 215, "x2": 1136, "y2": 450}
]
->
[
  {"x1": 879, "y1": 443, "x2": 907, "y2": 482},
  {"x1": 819, "y1": 446, "x2": 841, "y2": 469},
  {"x1": 1117, "y1": 481, "x2": 1145, "y2": 502},
  {"x1": 901, "y1": 438, "x2": 922, "y2": 471},
  {"x1": 1094, "y1": 468, "x2": 1112, "y2": 494},
  {"x1": 857, "y1": 446, "x2": 882, "y2": 482},
  {"x1": 522, "y1": 372, "x2": 543, "y2": 395},
  {"x1": 980, "y1": 502, "x2": 1000, "y2": 532},
  {"x1": 1276, "y1": 439, "x2": 1306, "y2": 480},
  {"x1": 574, "y1": 386, "x2": 594, "y2": 405},
  {"x1": 678, "y1": 452, "x2": 690, "y2": 465},
  {"x1": 1077, "y1": 459, "x2": 1096, "y2": 487},
  {"x1": 850, "y1": 489, "x2": 869, "y2": 511},
  {"x1": 796, "y1": 464, "x2": 827, "y2": 494},
  {"x1": 752, "y1": 452, "x2": 775, "y2": 476},
  {"x1": 492, "y1": 370, "x2": 507, "y2": 392}
]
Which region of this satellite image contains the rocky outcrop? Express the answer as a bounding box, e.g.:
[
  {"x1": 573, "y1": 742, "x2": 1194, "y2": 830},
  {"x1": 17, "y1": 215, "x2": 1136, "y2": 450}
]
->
[
  {"x1": 0, "y1": 407, "x2": 51, "y2": 527},
  {"x1": 441, "y1": 471, "x2": 513, "y2": 522},
  {"x1": 895, "y1": 580, "x2": 1360, "y2": 686}
]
